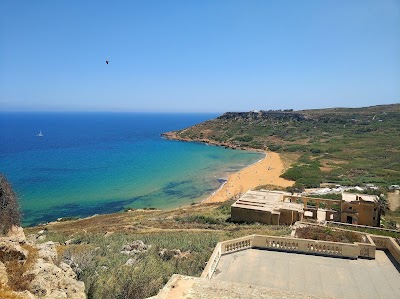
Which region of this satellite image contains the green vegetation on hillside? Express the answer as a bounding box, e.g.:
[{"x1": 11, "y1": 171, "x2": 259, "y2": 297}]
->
[
  {"x1": 169, "y1": 104, "x2": 400, "y2": 188},
  {"x1": 26, "y1": 202, "x2": 290, "y2": 299}
]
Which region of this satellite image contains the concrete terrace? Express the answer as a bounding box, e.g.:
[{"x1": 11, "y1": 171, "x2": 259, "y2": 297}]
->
[
  {"x1": 211, "y1": 248, "x2": 400, "y2": 299},
  {"x1": 154, "y1": 234, "x2": 400, "y2": 298},
  {"x1": 156, "y1": 274, "x2": 329, "y2": 299}
]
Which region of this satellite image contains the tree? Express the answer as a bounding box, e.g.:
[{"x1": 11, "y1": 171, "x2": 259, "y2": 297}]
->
[
  {"x1": 377, "y1": 194, "x2": 389, "y2": 216},
  {"x1": 376, "y1": 193, "x2": 389, "y2": 227},
  {"x1": 0, "y1": 174, "x2": 21, "y2": 234}
]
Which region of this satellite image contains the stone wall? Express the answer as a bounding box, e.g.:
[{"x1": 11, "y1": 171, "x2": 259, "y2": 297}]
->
[
  {"x1": 370, "y1": 235, "x2": 400, "y2": 264},
  {"x1": 231, "y1": 206, "x2": 272, "y2": 224},
  {"x1": 341, "y1": 201, "x2": 378, "y2": 226},
  {"x1": 201, "y1": 233, "x2": 377, "y2": 279}
]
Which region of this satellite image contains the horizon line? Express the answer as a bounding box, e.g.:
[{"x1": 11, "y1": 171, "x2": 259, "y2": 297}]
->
[{"x1": 1, "y1": 102, "x2": 399, "y2": 114}]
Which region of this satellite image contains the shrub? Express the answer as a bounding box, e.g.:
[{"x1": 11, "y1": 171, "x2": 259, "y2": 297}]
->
[
  {"x1": 310, "y1": 148, "x2": 322, "y2": 154},
  {"x1": 5, "y1": 244, "x2": 38, "y2": 291},
  {"x1": 386, "y1": 220, "x2": 397, "y2": 230},
  {"x1": 286, "y1": 183, "x2": 305, "y2": 193},
  {"x1": 295, "y1": 226, "x2": 361, "y2": 243},
  {"x1": 62, "y1": 245, "x2": 97, "y2": 280},
  {"x1": 235, "y1": 135, "x2": 253, "y2": 142},
  {"x1": 175, "y1": 215, "x2": 223, "y2": 225},
  {"x1": 308, "y1": 193, "x2": 342, "y2": 200},
  {"x1": 0, "y1": 174, "x2": 21, "y2": 235},
  {"x1": 268, "y1": 144, "x2": 282, "y2": 152}
]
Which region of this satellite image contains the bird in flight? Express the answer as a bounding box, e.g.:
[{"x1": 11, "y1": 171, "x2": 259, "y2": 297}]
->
[{"x1": 105, "y1": 60, "x2": 109, "y2": 65}]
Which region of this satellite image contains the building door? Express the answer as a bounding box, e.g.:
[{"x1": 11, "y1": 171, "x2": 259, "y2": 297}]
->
[{"x1": 346, "y1": 216, "x2": 352, "y2": 224}]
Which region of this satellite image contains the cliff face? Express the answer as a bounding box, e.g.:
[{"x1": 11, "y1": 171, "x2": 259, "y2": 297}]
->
[{"x1": 0, "y1": 226, "x2": 85, "y2": 299}]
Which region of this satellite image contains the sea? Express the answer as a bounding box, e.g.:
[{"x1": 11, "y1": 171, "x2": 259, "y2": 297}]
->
[{"x1": 0, "y1": 112, "x2": 263, "y2": 226}]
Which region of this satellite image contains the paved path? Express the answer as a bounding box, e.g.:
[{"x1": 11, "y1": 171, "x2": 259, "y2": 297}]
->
[{"x1": 212, "y1": 249, "x2": 400, "y2": 299}]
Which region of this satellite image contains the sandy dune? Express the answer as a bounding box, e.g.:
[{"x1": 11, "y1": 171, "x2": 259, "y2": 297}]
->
[{"x1": 203, "y1": 151, "x2": 294, "y2": 203}]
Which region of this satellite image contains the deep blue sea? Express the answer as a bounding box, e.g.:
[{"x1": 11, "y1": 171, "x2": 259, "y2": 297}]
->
[{"x1": 0, "y1": 112, "x2": 263, "y2": 226}]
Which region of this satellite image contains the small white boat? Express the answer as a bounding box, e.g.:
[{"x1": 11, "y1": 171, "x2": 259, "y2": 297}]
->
[{"x1": 37, "y1": 130, "x2": 43, "y2": 137}]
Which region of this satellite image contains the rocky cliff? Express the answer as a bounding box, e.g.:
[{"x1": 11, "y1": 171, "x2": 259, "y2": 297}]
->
[{"x1": 0, "y1": 226, "x2": 85, "y2": 299}]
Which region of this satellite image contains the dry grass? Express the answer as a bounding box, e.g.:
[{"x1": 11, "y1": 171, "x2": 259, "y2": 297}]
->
[
  {"x1": 320, "y1": 166, "x2": 334, "y2": 172},
  {"x1": 0, "y1": 287, "x2": 24, "y2": 299},
  {"x1": 280, "y1": 152, "x2": 301, "y2": 171},
  {"x1": 6, "y1": 244, "x2": 38, "y2": 292},
  {"x1": 295, "y1": 226, "x2": 362, "y2": 243},
  {"x1": 25, "y1": 203, "x2": 223, "y2": 236},
  {"x1": 23, "y1": 202, "x2": 292, "y2": 298}
]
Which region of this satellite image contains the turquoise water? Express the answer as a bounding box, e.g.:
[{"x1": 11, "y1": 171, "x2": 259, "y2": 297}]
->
[{"x1": 0, "y1": 113, "x2": 263, "y2": 226}]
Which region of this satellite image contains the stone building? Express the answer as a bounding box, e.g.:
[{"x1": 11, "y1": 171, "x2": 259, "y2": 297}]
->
[
  {"x1": 340, "y1": 193, "x2": 379, "y2": 226},
  {"x1": 231, "y1": 190, "x2": 379, "y2": 227},
  {"x1": 230, "y1": 190, "x2": 303, "y2": 225}
]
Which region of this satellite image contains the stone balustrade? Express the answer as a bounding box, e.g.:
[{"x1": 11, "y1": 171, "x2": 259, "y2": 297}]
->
[
  {"x1": 201, "y1": 243, "x2": 222, "y2": 279},
  {"x1": 221, "y1": 236, "x2": 253, "y2": 254},
  {"x1": 201, "y1": 234, "x2": 375, "y2": 279},
  {"x1": 355, "y1": 234, "x2": 376, "y2": 259},
  {"x1": 252, "y1": 235, "x2": 359, "y2": 259},
  {"x1": 201, "y1": 231, "x2": 400, "y2": 280},
  {"x1": 370, "y1": 235, "x2": 400, "y2": 264}
]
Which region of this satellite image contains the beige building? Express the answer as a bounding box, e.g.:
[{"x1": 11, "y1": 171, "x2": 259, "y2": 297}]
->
[
  {"x1": 231, "y1": 190, "x2": 379, "y2": 227},
  {"x1": 231, "y1": 190, "x2": 303, "y2": 225},
  {"x1": 341, "y1": 193, "x2": 380, "y2": 226}
]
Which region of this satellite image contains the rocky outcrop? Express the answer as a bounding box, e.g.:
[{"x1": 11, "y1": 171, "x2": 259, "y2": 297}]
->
[
  {"x1": 0, "y1": 260, "x2": 8, "y2": 285},
  {"x1": 0, "y1": 240, "x2": 29, "y2": 262},
  {"x1": 161, "y1": 131, "x2": 256, "y2": 151},
  {"x1": 6, "y1": 225, "x2": 26, "y2": 243},
  {"x1": 121, "y1": 240, "x2": 151, "y2": 255},
  {"x1": 28, "y1": 259, "x2": 85, "y2": 298},
  {"x1": 36, "y1": 241, "x2": 58, "y2": 263},
  {"x1": 158, "y1": 248, "x2": 190, "y2": 261},
  {"x1": 0, "y1": 228, "x2": 86, "y2": 299}
]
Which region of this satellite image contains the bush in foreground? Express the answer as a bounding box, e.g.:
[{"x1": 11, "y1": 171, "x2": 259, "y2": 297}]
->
[{"x1": 0, "y1": 174, "x2": 21, "y2": 235}]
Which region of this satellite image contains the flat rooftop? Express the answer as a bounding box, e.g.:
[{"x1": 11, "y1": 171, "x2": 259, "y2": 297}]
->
[
  {"x1": 232, "y1": 190, "x2": 303, "y2": 212},
  {"x1": 342, "y1": 192, "x2": 378, "y2": 203},
  {"x1": 211, "y1": 249, "x2": 400, "y2": 299}
]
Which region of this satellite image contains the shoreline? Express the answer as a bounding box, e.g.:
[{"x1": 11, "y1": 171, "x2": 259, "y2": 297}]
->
[
  {"x1": 163, "y1": 131, "x2": 294, "y2": 204},
  {"x1": 26, "y1": 135, "x2": 292, "y2": 228},
  {"x1": 31, "y1": 151, "x2": 293, "y2": 228},
  {"x1": 161, "y1": 131, "x2": 265, "y2": 152},
  {"x1": 200, "y1": 155, "x2": 265, "y2": 203},
  {"x1": 202, "y1": 151, "x2": 294, "y2": 203}
]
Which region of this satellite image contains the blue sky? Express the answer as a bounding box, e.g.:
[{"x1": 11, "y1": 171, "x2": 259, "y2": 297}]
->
[{"x1": 1, "y1": 0, "x2": 399, "y2": 112}]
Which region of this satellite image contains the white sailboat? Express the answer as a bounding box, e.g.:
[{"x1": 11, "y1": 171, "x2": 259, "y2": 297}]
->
[{"x1": 37, "y1": 130, "x2": 43, "y2": 137}]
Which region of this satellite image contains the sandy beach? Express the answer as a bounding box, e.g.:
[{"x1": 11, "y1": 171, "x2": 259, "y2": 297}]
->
[{"x1": 203, "y1": 151, "x2": 294, "y2": 203}]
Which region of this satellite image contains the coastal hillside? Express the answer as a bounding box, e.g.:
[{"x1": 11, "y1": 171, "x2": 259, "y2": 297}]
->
[
  {"x1": 163, "y1": 104, "x2": 400, "y2": 188},
  {"x1": 22, "y1": 203, "x2": 290, "y2": 298}
]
